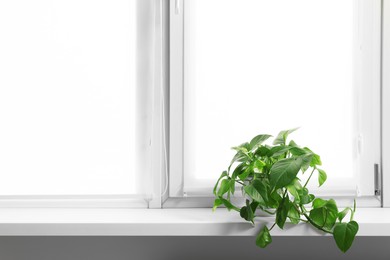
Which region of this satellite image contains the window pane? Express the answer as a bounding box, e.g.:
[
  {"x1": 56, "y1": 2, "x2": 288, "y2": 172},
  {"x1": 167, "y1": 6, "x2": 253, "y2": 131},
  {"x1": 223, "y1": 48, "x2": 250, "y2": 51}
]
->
[
  {"x1": 0, "y1": 0, "x2": 137, "y2": 195},
  {"x1": 184, "y1": 0, "x2": 355, "y2": 189}
]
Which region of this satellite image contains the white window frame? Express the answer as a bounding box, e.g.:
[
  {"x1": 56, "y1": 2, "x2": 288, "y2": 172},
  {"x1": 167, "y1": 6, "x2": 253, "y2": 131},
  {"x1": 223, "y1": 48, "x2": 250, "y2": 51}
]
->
[
  {"x1": 0, "y1": 0, "x2": 168, "y2": 209},
  {"x1": 167, "y1": 0, "x2": 386, "y2": 208},
  {"x1": 382, "y1": 0, "x2": 390, "y2": 208}
]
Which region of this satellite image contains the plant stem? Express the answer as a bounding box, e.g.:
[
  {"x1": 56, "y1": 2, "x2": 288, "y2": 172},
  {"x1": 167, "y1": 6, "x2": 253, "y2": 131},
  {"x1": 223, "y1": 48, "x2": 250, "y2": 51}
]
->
[
  {"x1": 269, "y1": 223, "x2": 276, "y2": 231},
  {"x1": 299, "y1": 205, "x2": 333, "y2": 234},
  {"x1": 303, "y1": 213, "x2": 333, "y2": 234},
  {"x1": 351, "y1": 199, "x2": 356, "y2": 222},
  {"x1": 235, "y1": 180, "x2": 245, "y2": 185},
  {"x1": 282, "y1": 188, "x2": 288, "y2": 198},
  {"x1": 303, "y1": 167, "x2": 316, "y2": 188},
  {"x1": 263, "y1": 209, "x2": 276, "y2": 215}
]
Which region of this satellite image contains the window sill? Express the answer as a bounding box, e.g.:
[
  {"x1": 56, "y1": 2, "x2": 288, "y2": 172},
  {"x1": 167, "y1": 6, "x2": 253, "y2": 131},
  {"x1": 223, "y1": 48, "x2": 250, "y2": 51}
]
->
[{"x1": 0, "y1": 208, "x2": 388, "y2": 236}]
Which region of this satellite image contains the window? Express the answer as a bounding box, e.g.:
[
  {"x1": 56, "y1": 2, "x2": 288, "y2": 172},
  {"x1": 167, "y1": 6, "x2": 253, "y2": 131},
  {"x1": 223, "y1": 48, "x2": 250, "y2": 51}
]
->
[
  {"x1": 0, "y1": 0, "x2": 387, "y2": 209},
  {"x1": 169, "y1": 0, "x2": 382, "y2": 205},
  {"x1": 0, "y1": 0, "x2": 166, "y2": 207}
]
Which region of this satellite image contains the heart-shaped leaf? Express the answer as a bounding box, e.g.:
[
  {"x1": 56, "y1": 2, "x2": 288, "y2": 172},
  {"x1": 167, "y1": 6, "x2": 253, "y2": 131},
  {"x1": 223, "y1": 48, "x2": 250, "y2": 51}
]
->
[
  {"x1": 256, "y1": 226, "x2": 272, "y2": 248},
  {"x1": 270, "y1": 157, "x2": 303, "y2": 189},
  {"x1": 273, "y1": 128, "x2": 299, "y2": 145},
  {"x1": 333, "y1": 221, "x2": 359, "y2": 253},
  {"x1": 318, "y1": 169, "x2": 327, "y2": 187},
  {"x1": 250, "y1": 134, "x2": 272, "y2": 151},
  {"x1": 244, "y1": 179, "x2": 268, "y2": 203},
  {"x1": 276, "y1": 195, "x2": 290, "y2": 229}
]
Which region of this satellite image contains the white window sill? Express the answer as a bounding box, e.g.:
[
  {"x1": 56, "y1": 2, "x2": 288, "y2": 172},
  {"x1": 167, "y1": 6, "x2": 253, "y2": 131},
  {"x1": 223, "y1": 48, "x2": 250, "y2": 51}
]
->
[{"x1": 0, "y1": 208, "x2": 388, "y2": 236}]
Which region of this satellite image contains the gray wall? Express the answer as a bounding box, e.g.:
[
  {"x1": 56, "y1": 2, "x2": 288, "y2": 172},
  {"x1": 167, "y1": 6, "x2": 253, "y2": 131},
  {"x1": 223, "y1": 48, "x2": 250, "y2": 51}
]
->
[{"x1": 0, "y1": 236, "x2": 388, "y2": 260}]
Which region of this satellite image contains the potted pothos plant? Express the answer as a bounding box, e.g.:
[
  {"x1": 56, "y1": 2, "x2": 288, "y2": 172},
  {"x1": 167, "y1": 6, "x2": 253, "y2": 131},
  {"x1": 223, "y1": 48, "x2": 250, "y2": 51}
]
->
[{"x1": 213, "y1": 128, "x2": 358, "y2": 253}]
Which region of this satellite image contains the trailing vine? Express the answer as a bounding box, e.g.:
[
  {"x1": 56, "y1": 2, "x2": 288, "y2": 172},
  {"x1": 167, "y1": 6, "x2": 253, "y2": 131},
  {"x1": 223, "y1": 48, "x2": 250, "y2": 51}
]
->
[{"x1": 213, "y1": 129, "x2": 358, "y2": 253}]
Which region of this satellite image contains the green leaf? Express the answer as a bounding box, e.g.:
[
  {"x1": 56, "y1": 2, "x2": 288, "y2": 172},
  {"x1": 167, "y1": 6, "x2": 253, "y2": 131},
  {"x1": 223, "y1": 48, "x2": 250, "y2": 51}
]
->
[
  {"x1": 269, "y1": 146, "x2": 291, "y2": 158},
  {"x1": 244, "y1": 179, "x2": 268, "y2": 203},
  {"x1": 287, "y1": 178, "x2": 302, "y2": 203},
  {"x1": 288, "y1": 203, "x2": 300, "y2": 224},
  {"x1": 253, "y1": 159, "x2": 266, "y2": 173},
  {"x1": 289, "y1": 147, "x2": 308, "y2": 156},
  {"x1": 229, "y1": 179, "x2": 236, "y2": 194},
  {"x1": 218, "y1": 197, "x2": 240, "y2": 212},
  {"x1": 288, "y1": 140, "x2": 299, "y2": 147},
  {"x1": 250, "y1": 134, "x2": 272, "y2": 151},
  {"x1": 304, "y1": 194, "x2": 315, "y2": 204},
  {"x1": 256, "y1": 226, "x2": 272, "y2": 248},
  {"x1": 297, "y1": 188, "x2": 315, "y2": 205},
  {"x1": 325, "y1": 199, "x2": 338, "y2": 213},
  {"x1": 239, "y1": 206, "x2": 249, "y2": 220},
  {"x1": 287, "y1": 185, "x2": 300, "y2": 202},
  {"x1": 268, "y1": 191, "x2": 282, "y2": 208},
  {"x1": 300, "y1": 154, "x2": 313, "y2": 173},
  {"x1": 238, "y1": 166, "x2": 252, "y2": 181},
  {"x1": 338, "y1": 207, "x2": 351, "y2": 222},
  {"x1": 310, "y1": 154, "x2": 322, "y2": 167},
  {"x1": 269, "y1": 157, "x2": 304, "y2": 190},
  {"x1": 213, "y1": 171, "x2": 228, "y2": 195},
  {"x1": 240, "y1": 200, "x2": 255, "y2": 223},
  {"x1": 230, "y1": 152, "x2": 247, "y2": 167},
  {"x1": 230, "y1": 143, "x2": 252, "y2": 167},
  {"x1": 318, "y1": 169, "x2": 327, "y2": 187},
  {"x1": 250, "y1": 200, "x2": 259, "y2": 213},
  {"x1": 256, "y1": 146, "x2": 270, "y2": 157},
  {"x1": 217, "y1": 179, "x2": 231, "y2": 197},
  {"x1": 309, "y1": 208, "x2": 337, "y2": 230},
  {"x1": 303, "y1": 147, "x2": 322, "y2": 166},
  {"x1": 276, "y1": 195, "x2": 290, "y2": 229},
  {"x1": 232, "y1": 143, "x2": 250, "y2": 153},
  {"x1": 309, "y1": 199, "x2": 338, "y2": 230},
  {"x1": 273, "y1": 128, "x2": 299, "y2": 145},
  {"x1": 333, "y1": 221, "x2": 359, "y2": 253},
  {"x1": 290, "y1": 147, "x2": 319, "y2": 172},
  {"x1": 312, "y1": 198, "x2": 328, "y2": 208},
  {"x1": 231, "y1": 163, "x2": 246, "y2": 180},
  {"x1": 212, "y1": 198, "x2": 223, "y2": 211}
]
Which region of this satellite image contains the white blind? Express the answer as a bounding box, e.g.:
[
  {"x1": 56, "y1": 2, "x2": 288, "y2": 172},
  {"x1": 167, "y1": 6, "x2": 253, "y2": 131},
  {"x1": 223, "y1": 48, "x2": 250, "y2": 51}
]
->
[
  {"x1": 0, "y1": 0, "x2": 156, "y2": 196},
  {"x1": 183, "y1": 0, "x2": 380, "y2": 196}
]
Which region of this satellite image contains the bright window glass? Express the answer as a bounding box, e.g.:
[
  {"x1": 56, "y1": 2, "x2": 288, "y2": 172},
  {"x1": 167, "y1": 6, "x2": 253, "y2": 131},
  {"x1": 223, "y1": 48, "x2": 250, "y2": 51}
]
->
[
  {"x1": 184, "y1": 0, "x2": 357, "y2": 191},
  {"x1": 0, "y1": 0, "x2": 138, "y2": 195}
]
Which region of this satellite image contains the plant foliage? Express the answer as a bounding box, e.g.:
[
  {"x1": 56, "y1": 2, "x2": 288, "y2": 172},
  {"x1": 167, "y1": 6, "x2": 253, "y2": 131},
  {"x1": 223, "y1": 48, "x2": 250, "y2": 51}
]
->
[{"x1": 213, "y1": 129, "x2": 358, "y2": 253}]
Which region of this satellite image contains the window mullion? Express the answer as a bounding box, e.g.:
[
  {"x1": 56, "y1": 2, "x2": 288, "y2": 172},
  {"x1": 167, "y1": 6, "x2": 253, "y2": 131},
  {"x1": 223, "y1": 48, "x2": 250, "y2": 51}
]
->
[{"x1": 168, "y1": 0, "x2": 185, "y2": 198}]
